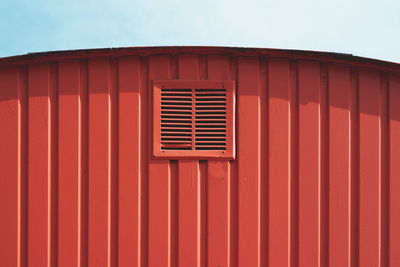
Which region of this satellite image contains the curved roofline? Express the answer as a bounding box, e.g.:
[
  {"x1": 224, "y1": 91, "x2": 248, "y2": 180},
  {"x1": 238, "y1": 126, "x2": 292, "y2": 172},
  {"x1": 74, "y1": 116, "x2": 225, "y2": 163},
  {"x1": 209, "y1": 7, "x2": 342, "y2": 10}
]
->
[{"x1": 0, "y1": 46, "x2": 399, "y2": 72}]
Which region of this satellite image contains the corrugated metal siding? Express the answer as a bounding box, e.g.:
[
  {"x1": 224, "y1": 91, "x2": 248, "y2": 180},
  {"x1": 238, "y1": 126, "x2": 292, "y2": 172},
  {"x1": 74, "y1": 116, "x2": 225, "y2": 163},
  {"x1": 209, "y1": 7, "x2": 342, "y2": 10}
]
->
[{"x1": 0, "y1": 48, "x2": 400, "y2": 267}]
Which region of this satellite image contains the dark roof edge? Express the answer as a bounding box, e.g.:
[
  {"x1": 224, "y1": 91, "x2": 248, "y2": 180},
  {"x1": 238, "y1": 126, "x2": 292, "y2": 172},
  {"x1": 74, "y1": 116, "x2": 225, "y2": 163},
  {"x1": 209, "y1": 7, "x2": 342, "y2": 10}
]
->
[{"x1": 0, "y1": 46, "x2": 399, "y2": 72}]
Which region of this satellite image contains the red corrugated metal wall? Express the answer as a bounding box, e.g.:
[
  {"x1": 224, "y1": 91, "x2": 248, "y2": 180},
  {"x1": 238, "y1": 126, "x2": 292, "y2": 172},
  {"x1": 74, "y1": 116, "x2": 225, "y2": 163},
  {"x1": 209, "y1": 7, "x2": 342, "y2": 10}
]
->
[{"x1": 0, "y1": 47, "x2": 400, "y2": 267}]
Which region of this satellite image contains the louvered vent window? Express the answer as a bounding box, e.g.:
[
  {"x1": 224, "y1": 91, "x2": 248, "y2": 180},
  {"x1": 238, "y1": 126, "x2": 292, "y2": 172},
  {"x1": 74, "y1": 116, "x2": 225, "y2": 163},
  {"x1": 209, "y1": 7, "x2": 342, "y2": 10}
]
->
[{"x1": 153, "y1": 80, "x2": 235, "y2": 159}]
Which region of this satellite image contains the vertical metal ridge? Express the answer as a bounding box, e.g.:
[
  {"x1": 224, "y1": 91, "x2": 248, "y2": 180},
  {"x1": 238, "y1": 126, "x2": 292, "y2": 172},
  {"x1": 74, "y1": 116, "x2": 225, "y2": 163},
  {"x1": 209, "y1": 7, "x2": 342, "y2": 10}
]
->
[
  {"x1": 297, "y1": 60, "x2": 321, "y2": 267},
  {"x1": 358, "y1": 68, "x2": 382, "y2": 267},
  {"x1": 267, "y1": 58, "x2": 291, "y2": 267},
  {"x1": 147, "y1": 55, "x2": 171, "y2": 267},
  {"x1": 205, "y1": 54, "x2": 231, "y2": 267},
  {"x1": 258, "y1": 58, "x2": 262, "y2": 267},
  {"x1": 20, "y1": 66, "x2": 28, "y2": 267},
  {"x1": 379, "y1": 72, "x2": 389, "y2": 267},
  {"x1": 136, "y1": 56, "x2": 143, "y2": 267},
  {"x1": 230, "y1": 56, "x2": 239, "y2": 267},
  {"x1": 80, "y1": 59, "x2": 89, "y2": 267},
  {"x1": 140, "y1": 56, "x2": 149, "y2": 267},
  {"x1": 195, "y1": 56, "x2": 202, "y2": 267},
  {"x1": 169, "y1": 160, "x2": 179, "y2": 267},
  {"x1": 289, "y1": 60, "x2": 299, "y2": 267},
  {"x1": 320, "y1": 63, "x2": 329, "y2": 267},
  {"x1": 117, "y1": 56, "x2": 141, "y2": 267},
  {"x1": 0, "y1": 67, "x2": 24, "y2": 267},
  {"x1": 199, "y1": 160, "x2": 208, "y2": 267},
  {"x1": 87, "y1": 57, "x2": 113, "y2": 267},
  {"x1": 176, "y1": 54, "x2": 202, "y2": 267},
  {"x1": 55, "y1": 59, "x2": 83, "y2": 267},
  {"x1": 197, "y1": 160, "x2": 202, "y2": 267},
  {"x1": 327, "y1": 64, "x2": 352, "y2": 267},
  {"x1": 359, "y1": 68, "x2": 381, "y2": 267},
  {"x1": 50, "y1": 62, "x2": 59, "y2": 267},
  {"x1": 199, "y1": 56, "x2": 208, "y2": 267},
  {"x1": 107, "y1": 58, "x2": 112, "y2": 267},
  {"x1": 229, "y1": 159, "x2": 238, "y2": 267},
  {"x1": 47, "y1": 63, "x2": 53, "y2": 267},
  {"x1": 350, "y1": 67, "x2": 360, "y2": 267},
  {"x1": 237, "y1": 56, "x2": 261, "y2": 267},
  {"x1": 263, "y1": 57, "x2": 270, "y2": 267},
  {"x1": 259, "y1": 57, "x2": 268, "y2": 267},
  {"x1": 27, "y1": 62, "x2": 52, "y2": 267},
  {"x1": 18, "y1": 67, "x2": 23, "y2": 267},
  {"x1": 388, "y1": 73, "x2": 400, "y2": 267},
  {"x1": 110, "y1": 58, "x2": 119, "y2": 267},
  {"x1": 169, "y1": 55, "x2": 179, "y2": 267},
  {"x1": 198, "y1": 52, "x2": 208, "y2": 264},
  {"x1": 50, "y1": 59, "x2": 80, "y2": 267}
]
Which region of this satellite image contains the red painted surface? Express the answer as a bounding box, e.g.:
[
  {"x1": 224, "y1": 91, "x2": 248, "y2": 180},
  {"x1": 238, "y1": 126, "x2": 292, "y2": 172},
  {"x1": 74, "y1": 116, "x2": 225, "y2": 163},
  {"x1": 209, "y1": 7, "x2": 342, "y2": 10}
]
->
[
  {"x1": 152, "y1": 79, "x2": 235, "y2": 159},
  {"x1": 0, "y1": 46, "x2": 399, "y2": 267}
]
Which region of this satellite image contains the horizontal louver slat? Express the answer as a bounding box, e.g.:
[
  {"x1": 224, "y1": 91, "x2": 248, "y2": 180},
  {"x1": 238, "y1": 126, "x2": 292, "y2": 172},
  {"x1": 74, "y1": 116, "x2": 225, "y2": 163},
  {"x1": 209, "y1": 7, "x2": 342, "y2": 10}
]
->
[
  {"x1": 154, "y1": 80, "x2": 234, "y2": 159},
  {"x1": 194, "y1": 88, "x2": 227, "y2": 151},
  {"x1": 160, "y1": 88, "x2": 194, "y2": 150},
  {"x1": 159, "y1": 87, "x2": 228, "y2": 151}
]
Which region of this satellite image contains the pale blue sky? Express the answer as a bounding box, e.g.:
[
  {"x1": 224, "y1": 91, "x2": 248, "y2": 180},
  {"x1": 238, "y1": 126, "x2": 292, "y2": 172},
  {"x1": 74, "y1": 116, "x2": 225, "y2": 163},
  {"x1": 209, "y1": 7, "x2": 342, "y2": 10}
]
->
[{"x1": 1, "y1": 0, "x2": 399, "y2": 63}]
